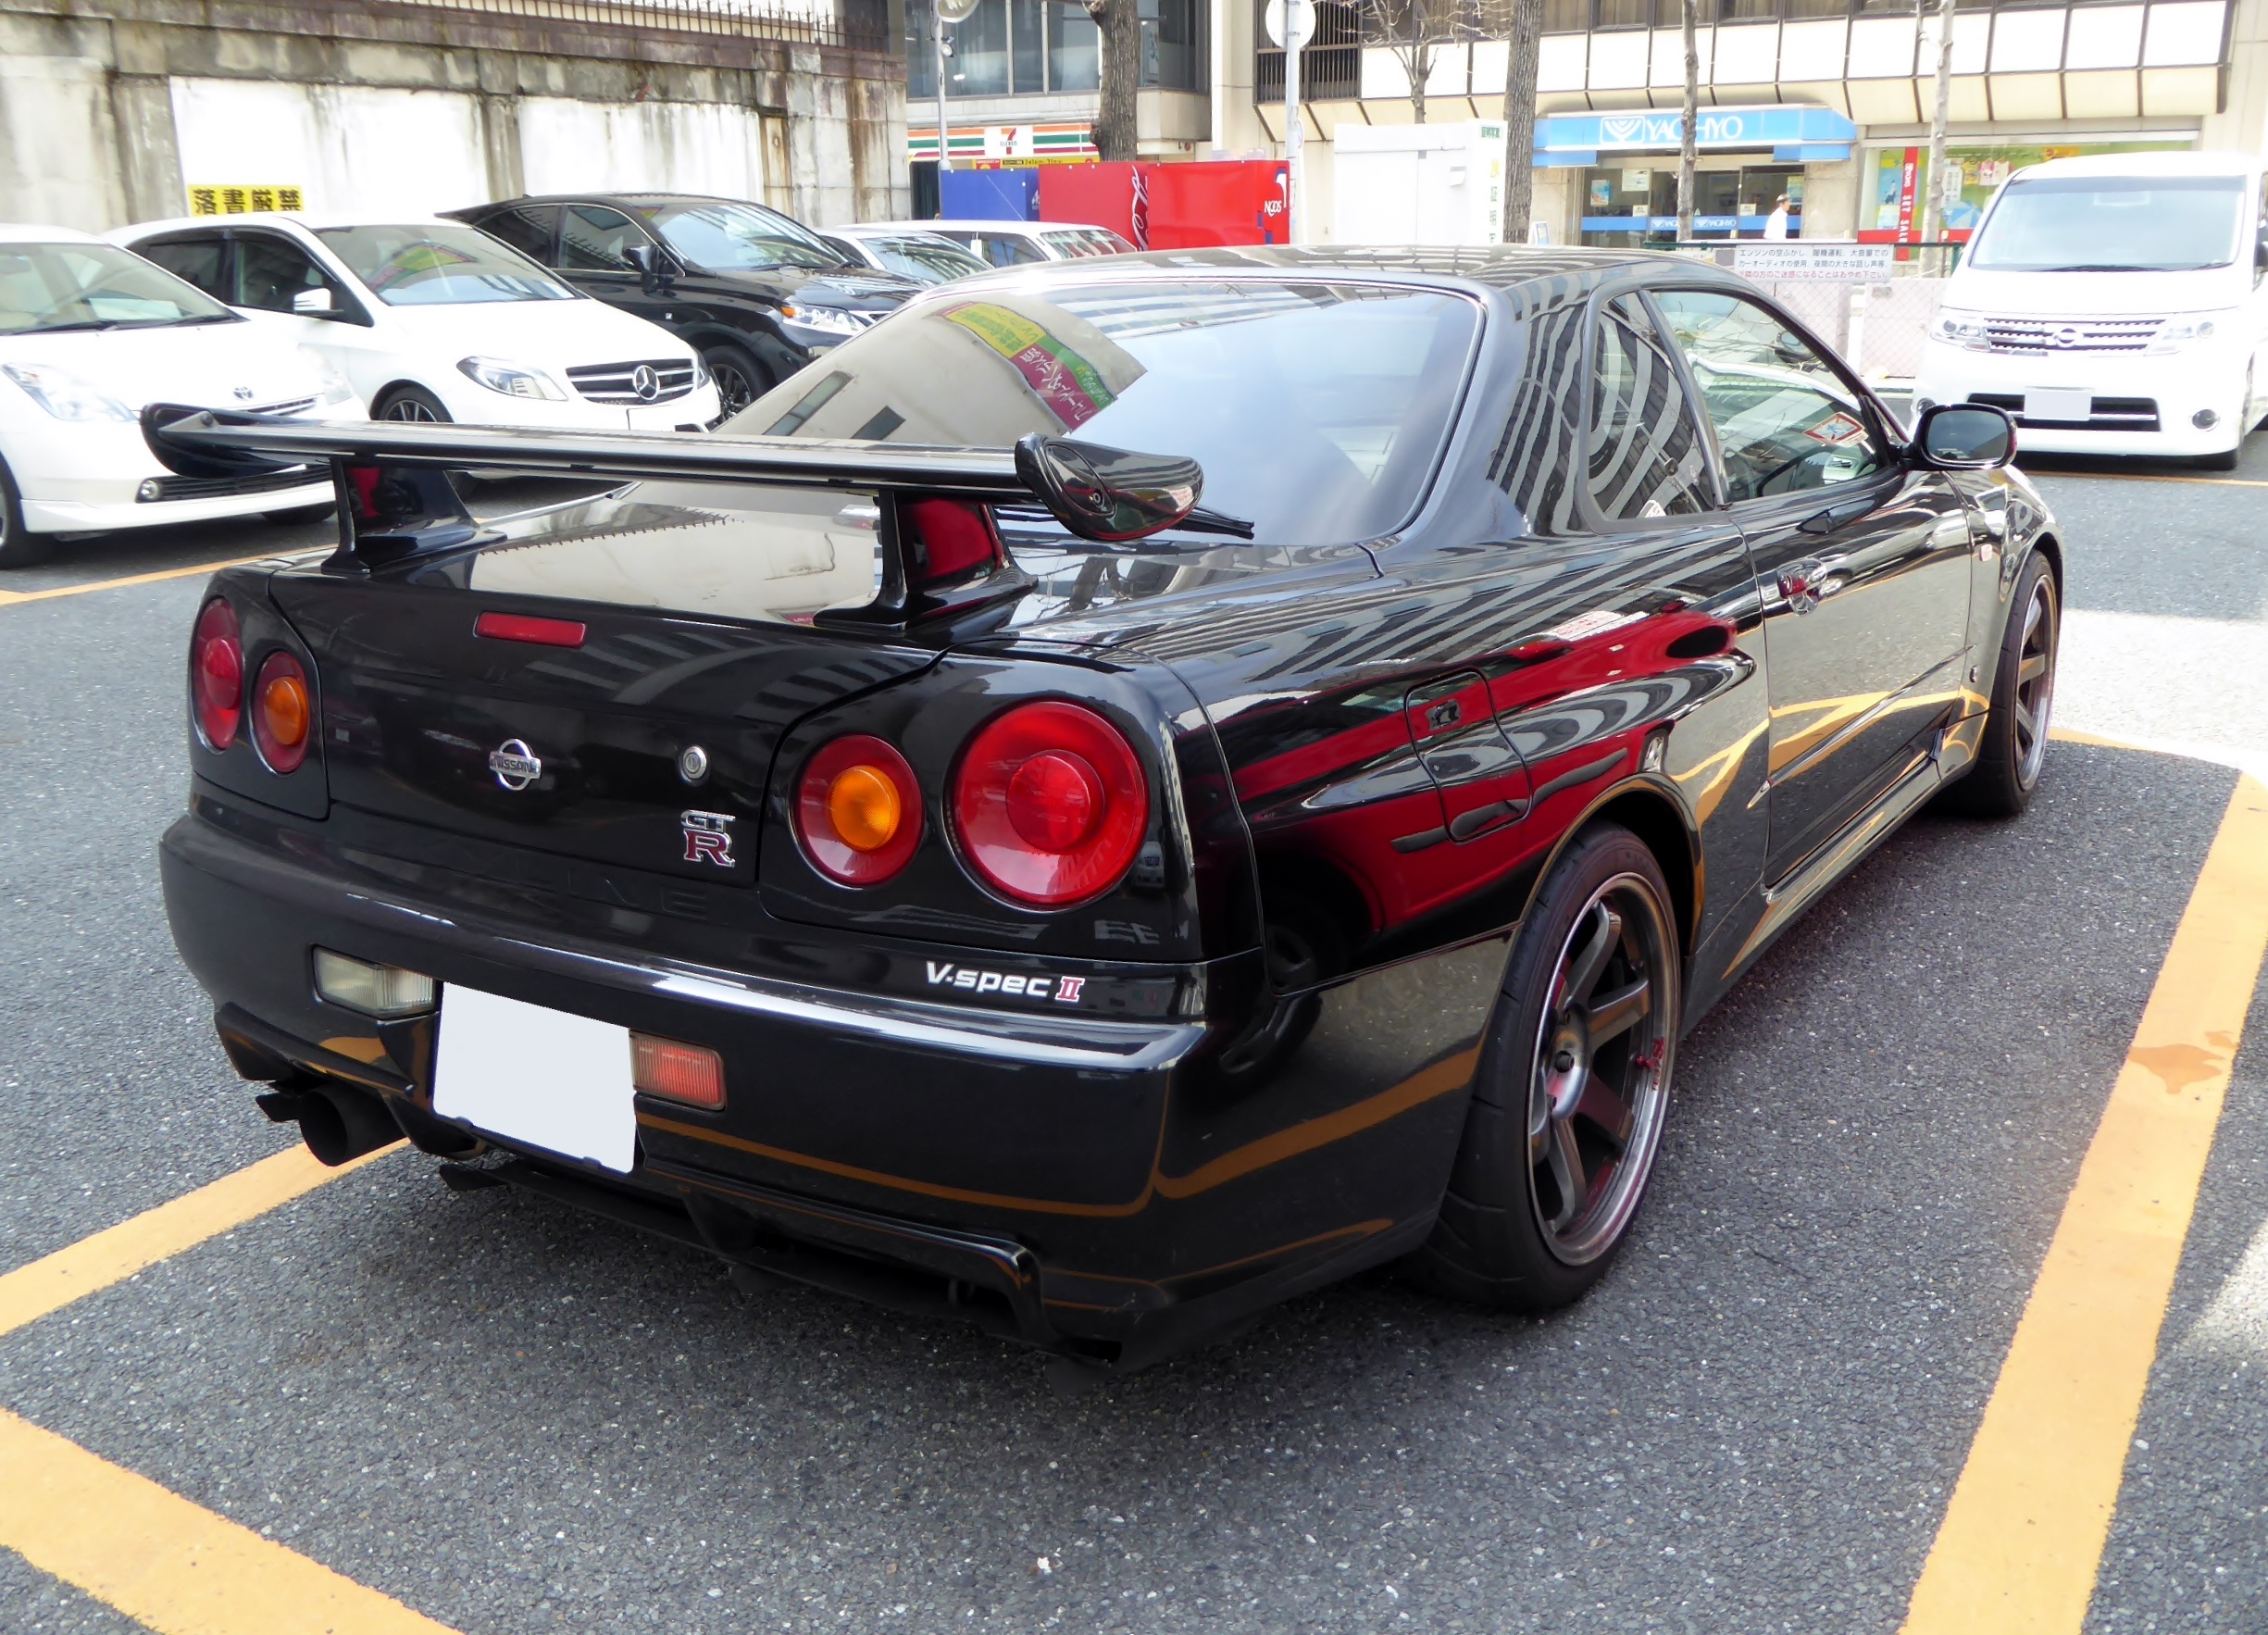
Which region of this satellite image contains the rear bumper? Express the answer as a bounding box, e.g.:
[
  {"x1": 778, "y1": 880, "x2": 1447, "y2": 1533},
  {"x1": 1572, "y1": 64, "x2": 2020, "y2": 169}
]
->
[{"x1": 162, "y1": 803, "x2": 1491, "y2": 1367}]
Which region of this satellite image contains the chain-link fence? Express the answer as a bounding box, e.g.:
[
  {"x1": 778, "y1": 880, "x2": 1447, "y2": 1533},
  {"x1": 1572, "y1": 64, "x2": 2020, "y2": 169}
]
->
[{"x1": 1755, "y1": 279, "x2": 1946, "y2": 390}]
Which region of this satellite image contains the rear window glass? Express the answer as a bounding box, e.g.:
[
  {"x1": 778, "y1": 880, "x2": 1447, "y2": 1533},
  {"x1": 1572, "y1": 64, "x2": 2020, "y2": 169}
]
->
[{"x1": 720, "y1": 279, "x2": 1481, "y2": 547}]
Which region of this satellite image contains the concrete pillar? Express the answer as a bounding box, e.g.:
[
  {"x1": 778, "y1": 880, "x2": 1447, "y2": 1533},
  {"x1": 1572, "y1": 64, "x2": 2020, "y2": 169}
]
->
[
  {"x1": 107, "y1": 20, "x2": 181, "y2": 225},
  {"x1": 479, "y1": 92, "x2": 525, "y2": 201},
  {"x1": 1800, "y1": 156, "x2": 1859, "y2": 240}
]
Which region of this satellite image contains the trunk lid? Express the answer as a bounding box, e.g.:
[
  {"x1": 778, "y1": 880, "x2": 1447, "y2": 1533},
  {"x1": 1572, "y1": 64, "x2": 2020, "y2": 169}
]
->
[{"x1": 270, "y1": 483, "x2": 929, "y2": 883}]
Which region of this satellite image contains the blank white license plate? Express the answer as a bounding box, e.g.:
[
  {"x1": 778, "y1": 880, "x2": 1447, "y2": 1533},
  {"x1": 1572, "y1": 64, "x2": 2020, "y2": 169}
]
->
[
  {"x1": 2024, "y1": 389, "x2": 2092, "y2": 423},
  {"x1": 431, "y1": 987, "x2": 637, "y2": 1173}
]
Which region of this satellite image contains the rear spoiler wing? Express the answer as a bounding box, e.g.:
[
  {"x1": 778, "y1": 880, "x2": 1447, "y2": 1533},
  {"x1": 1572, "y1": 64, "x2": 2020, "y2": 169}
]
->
[{"x1": 141, "y1": 406, "x2": 1204, "y2": 630}]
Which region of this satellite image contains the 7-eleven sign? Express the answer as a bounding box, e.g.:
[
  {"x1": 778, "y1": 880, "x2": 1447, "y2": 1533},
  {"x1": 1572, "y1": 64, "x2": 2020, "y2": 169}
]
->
[{"x1": 983, "y1": 126, "x2": 1037, "y2": 161}]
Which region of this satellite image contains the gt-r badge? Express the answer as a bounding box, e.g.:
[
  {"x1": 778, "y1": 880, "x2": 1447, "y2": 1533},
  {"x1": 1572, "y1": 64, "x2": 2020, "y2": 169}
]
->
[
  {"x1": 488, "y1": 738, "x2": 542, "y2": 791},
  {"x1": 680, "y1": 809, "x2": 737, "y2": 867}
]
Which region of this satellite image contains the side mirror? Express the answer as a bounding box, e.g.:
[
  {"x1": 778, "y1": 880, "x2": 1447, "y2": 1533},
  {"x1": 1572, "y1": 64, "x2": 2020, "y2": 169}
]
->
[
  {"x1": 2255, "y1": 225, "x2": 2267, "y2": 273},
  {"x1": 1913, "y1": 402, "x2": 2015, "y2": 470},
  {"x1": 626, "y1": 243, "x2": 673, "y2": 292},
  {"x1": 1014, "y1": 434, "x2": 1203, "y2": 542},
  {"x1": 291, "y1": 286, "x2": 336, "y2": 316}
]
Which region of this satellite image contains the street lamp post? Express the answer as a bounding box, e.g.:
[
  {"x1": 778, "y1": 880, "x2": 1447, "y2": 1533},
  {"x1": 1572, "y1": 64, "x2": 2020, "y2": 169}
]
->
[{"x1": 933, "y1": 0, "x2": 981, "y2": 202}]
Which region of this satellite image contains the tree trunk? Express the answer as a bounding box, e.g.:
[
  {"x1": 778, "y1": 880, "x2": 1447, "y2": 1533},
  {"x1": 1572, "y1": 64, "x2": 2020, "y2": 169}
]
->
[
  {"x1": 1676, "y1": 0, "x2": 1697, "y2": 241},
  {"x1": 1090, "y1": 0, "x2": 1140, "y2": 163},
  {"x1": 1409, "y1": 0, "x2": 1428, "y2": 123},
  {"x1": 1920, "y1": 0, "x2": 1956, "y2": 243},
  {"x1": 1498, "y1": 0, "x2": 1541, "y2": 242}
]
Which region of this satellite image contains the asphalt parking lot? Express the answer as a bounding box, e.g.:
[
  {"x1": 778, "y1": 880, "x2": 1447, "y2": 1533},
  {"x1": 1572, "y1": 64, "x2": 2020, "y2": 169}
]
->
[{"x1": 0, "y1": 437, "x2": 2263, "y2": 1634}]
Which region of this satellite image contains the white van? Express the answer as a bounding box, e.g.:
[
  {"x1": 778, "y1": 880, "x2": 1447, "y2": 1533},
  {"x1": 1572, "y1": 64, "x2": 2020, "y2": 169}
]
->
[{"x1": 1914, "y1": 151, "x2": 2267, "y2": 468}]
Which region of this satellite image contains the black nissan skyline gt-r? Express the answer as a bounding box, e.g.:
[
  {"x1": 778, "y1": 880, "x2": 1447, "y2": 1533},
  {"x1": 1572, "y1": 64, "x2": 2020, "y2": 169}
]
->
[{"x1": 146, "y1": 246, "x2": 2059, "y2": 1380}]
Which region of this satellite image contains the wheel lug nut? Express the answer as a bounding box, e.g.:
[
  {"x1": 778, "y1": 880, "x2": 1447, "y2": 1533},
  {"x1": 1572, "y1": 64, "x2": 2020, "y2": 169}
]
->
[{"x1": 1553, "y1": 1051, "x2": 1575, "y2": 1072}]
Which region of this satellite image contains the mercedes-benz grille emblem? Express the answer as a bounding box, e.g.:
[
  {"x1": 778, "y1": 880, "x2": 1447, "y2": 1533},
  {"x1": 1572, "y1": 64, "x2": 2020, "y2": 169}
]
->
[
  {"x1": 488, "y1": 738, "x2": 542, "y2": 791},
  {"x1": 631, "y1": 364, "x2": 660, "y2": 401},
  {"x1": 232, "y1": 385, "x2": 255, "y2": 401}
]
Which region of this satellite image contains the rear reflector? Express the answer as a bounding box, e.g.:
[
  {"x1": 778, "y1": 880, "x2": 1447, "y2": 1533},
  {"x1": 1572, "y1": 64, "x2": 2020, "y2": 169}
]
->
[
  {"x1": 313, "y1": 948, "x2": 436, "y2": 1017},
  {"x1": 630, "y1": 1034, "x2": 727, "y2": 1109},
  {"x1": 475, "y1": 611, "x2": 588, "y2": 648}
]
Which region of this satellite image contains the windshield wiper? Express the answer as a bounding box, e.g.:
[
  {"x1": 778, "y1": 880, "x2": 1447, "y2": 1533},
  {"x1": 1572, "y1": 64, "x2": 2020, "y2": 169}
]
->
[
  {"x1": 23, "y1": 318, "x2": 118, "y2": 333},
  {"x1": 2034, "y1": 263, "x2": 2169, "y2": 272}
]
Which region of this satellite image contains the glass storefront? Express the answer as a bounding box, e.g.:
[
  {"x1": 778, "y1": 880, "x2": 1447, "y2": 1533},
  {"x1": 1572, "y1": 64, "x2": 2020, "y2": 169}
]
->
[
  {"x1": 905, "y1": 0, "x2": 1201, "y2": 97},
  {"x1": 1578, "y1": 163, "x2": 1805, "y2": 245},
  {"x1": 1860, "y1": 139, "x2": 2195, "y2": 242}
]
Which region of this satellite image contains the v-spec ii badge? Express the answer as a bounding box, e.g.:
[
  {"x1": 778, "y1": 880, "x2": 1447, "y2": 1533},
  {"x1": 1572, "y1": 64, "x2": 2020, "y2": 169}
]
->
[
  {"x1": 680, "y1": 809, "x2": 737, "y2": 867},
  {"x1": 926, "y1": 961, "x2": 1085, "y2": 1005}
]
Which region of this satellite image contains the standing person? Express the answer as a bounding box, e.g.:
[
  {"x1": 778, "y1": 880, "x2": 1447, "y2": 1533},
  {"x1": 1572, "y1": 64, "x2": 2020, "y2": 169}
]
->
[{"x1": 1763, "y1": 193, "x2": 1791, "y2": 240}]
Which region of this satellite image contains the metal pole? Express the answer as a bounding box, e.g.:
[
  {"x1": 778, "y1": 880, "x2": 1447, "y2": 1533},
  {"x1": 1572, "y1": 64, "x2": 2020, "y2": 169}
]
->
[
  {"x1": 1286, "y1": 6, "x2": 1304, "y2": 244},
  {"x1": 1921, "y1": 0, "x2": 1954, "y2": 243},
  {"x1": 936, "y1": 10, "x2": 953, "y2": 185}
]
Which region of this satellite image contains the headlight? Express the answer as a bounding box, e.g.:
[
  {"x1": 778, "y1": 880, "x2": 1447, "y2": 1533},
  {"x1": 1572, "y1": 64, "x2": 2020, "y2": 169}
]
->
[
  {"x1": 2147, "y1": 312, "x2": 2236, "y2": 355},
  {"x1": 1932, "y1": 312, "x2": 1991, "y2": 351},
  {"x1": 690, "y1": 352, "x2": 712, "y2": 388},
  {"x1": 2, "y1": 362, "x2": 135, "y2": 422},
  {"x1": 455, "y1": 356, "x2": 567, "y2": 400},
  {"x1": 781, "y1": 304, "x2": 866, "y2": 338}
]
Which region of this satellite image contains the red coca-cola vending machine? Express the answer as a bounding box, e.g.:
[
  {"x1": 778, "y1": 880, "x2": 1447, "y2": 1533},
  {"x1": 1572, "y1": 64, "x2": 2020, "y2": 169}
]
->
[{"x1": 1038, "y1": 159, "x2": 1291, "y2": 250}]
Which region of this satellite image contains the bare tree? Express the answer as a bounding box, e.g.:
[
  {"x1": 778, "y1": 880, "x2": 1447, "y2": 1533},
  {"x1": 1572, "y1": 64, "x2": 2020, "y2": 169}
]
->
[
  {"x1": 1498, "y1": 0, "x2": 1541, "y2": 241},
  {"x1": 1089, "y1": 0, "x2": 1140, "y2": 161},
  {"x1": 1363, "y1": 0, "x2": 1510, "y2": 124},
  {"x1": 1919, "y1": 0, "x2": 1956, "y2": 242}
]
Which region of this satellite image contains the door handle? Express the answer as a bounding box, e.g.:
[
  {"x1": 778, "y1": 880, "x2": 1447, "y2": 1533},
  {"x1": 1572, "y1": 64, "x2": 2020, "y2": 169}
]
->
[{"x1": 1777, "y1": 555, "x2": 1847, "y2": 613}]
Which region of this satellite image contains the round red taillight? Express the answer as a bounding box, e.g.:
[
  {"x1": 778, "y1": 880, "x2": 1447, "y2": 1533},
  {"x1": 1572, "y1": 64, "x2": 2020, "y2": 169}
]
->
[
  {"x1": 191, "y1": 598, "x2": 243, "y2": 750},
  {"x1": 953, "y1": 701, "x2": 1149, "y2": 907},
  {"x1": 795, "y1": 734, "x2": 923, "y2": 886},
  {"x1": 252, "y1": 651, "x2": 312, "y2": 773}
]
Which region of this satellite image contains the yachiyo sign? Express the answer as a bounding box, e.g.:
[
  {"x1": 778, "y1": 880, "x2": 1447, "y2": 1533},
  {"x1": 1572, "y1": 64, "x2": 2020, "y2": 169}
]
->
[{"x1": 1533, "y1": 104, "x2": 1856, "y2": 166}]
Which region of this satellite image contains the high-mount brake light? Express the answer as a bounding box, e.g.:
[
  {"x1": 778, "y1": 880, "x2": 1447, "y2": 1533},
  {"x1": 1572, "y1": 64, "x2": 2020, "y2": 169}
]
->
[
  {"x1": 475, "y1": 611, "x2": 587, "y2": 648},
  {"x1": 953, "y1": 701, "x2": 1149, "y2": 907},
  {"x1": 252, "y1": 651, "x2": 312, "y2": 773},
  {"x1": 902, "y1": 497, "x2": 1003, "y2": 584},
  {"x1": 191, "y1": 598, "x2": 243, "y2": 750},
  {"x1": 795, "y1": 735, "x2": 923, "y2": 886}
]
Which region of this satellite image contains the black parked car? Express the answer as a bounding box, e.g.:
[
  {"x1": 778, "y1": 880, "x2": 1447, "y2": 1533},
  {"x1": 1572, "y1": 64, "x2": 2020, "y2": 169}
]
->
[
  {"x1": 146, "y1": 247, "x2": 2055, "y2": 1379},
  {"x1": 445, "y1": 193, "x2": 920, "y2": 419}
]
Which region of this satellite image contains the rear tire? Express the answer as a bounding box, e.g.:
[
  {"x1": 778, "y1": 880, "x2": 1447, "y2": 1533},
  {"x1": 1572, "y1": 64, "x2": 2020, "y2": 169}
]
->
[
  {"x1": 1942, "y1": 550, "x2": 2058, "y2": 819},
  {"x1": 373, "y1": 386, "x2": 451, "y2": 423},
  {"x1": 1406, "y1": 823, "x2": 1680, "y2": 1311},
  {"x1": 0, "y1": 456, "x2": 52, "y2": 569}
]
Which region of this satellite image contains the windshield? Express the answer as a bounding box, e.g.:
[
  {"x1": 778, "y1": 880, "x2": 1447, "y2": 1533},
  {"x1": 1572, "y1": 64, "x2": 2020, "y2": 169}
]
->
[
  {"x1": 315, "y1": 224, "x2": 577, "y2": 305},
  {"x1": 0, "y1": 242, "x2": 237, "y2": 334},
  {"x1": 858, "y1": 234, "x2": 989, "y2": 284},
  {"x1": 642, "y1": 202, "x2": 844, "y2": 272},
  {"x1": 724, "y1": 279, "x2": 1479, "y2": 547},
  {"x1": 1967, "y1": 175, "x2": 2249, "y2": 271}
]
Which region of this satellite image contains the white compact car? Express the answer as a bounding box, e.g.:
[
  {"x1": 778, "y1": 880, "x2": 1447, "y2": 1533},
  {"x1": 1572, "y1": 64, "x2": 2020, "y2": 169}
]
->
[
  {"x1": 1915, "y1": 151, "x2": 2268, "y2": 468},
  {"x1": 0, "y1": 226, "x2": 360, "y2": 568},
  {"x1": 108, "y1": 214, "x2": 720, "y2": 431},
  {"x1": 817, "y1": 225, "x2": 990, "y2": 285},
  {"x1": 864, "y1": 219, "x2": 1133, "y2": 268}
]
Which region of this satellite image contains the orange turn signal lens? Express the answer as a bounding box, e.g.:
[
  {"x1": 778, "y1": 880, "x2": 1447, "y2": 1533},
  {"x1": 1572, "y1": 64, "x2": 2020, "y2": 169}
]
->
[
  {"x1": 630, "y1": 1033, "x2": 726, "y2": 1110},
  {"x1": 795, "y1": 734, "x2": 923, "y2": 886},
  {"x1": 827, "y1": 764, "x2": 902, "y2": 853},
  {"x1": 251, "y1": 651, "x2": 311, "y2": 773}
]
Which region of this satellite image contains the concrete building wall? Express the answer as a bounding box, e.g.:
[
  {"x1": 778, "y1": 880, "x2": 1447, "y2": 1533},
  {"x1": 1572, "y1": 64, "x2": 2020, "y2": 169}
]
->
[{"x1": 0, "y1": 0, "x2": 908, "y2": 235}]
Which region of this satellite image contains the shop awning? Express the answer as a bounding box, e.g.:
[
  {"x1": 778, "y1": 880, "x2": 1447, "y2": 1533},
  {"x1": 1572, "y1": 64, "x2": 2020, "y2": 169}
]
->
[{"x1": 1534, "y1": 105, "x2": 1856, "y2": 167}]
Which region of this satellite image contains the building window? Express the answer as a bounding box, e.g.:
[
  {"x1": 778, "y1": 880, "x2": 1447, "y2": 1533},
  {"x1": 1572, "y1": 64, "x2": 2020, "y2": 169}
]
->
[{"x1": 904, "y1": 0, "x2": 1199, "y2": 97}]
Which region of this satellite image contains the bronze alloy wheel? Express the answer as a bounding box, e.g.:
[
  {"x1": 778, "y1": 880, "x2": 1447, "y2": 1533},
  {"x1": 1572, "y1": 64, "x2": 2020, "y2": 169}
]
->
[
  {"x1": 1526, "y1": 872, "x2": 1676, "y2": 1265},
  {"x1": 2010, "y1": 568, "x2": 2057, "y2": 792}
]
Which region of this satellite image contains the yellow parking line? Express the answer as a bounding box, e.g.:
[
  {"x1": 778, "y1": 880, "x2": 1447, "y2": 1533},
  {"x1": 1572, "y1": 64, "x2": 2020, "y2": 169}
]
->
[
  {"x1": 1901, "y1": 772, "x2": 2268, "y2": 1633},
  {"x1": 0, "y1": 554, "x2": 282, "y2": 609},
  {"x1": 2031, "y1": 469, "x2": 2268, "y2": 489},
  {"x1": 0, "y1": 1142, "x2": 395, "y2": 1340},
  {"x1": 0, "y1": 1407, "x2": 456, "y2": 1635}
]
